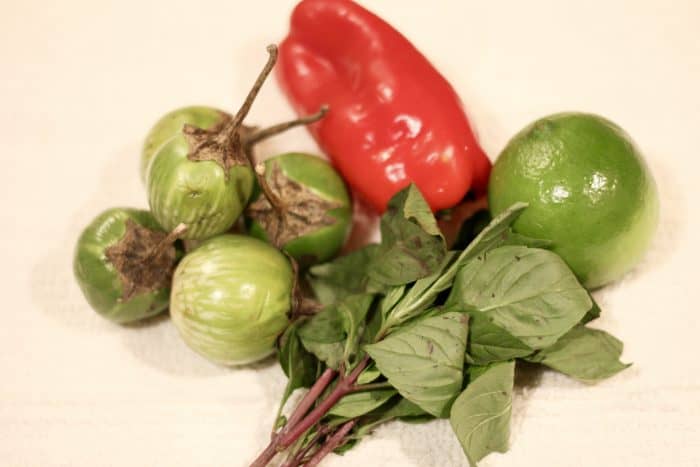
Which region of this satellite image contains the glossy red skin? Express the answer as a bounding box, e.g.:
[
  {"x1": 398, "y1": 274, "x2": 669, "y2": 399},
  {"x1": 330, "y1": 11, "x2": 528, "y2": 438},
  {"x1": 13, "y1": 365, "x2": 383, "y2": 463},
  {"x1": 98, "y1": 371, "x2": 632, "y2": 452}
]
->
[{"x1": 277, "y1": 0, "x2": 491, "y2": 213}]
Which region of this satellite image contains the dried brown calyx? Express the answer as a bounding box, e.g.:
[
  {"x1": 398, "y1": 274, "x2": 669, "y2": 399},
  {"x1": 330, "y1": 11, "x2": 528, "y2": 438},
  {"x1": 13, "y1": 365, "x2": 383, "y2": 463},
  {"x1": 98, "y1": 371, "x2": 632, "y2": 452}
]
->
[
  {"x1": 183, "y1": 122, "x2": 256, "y2": 173},
  {"x1": 246, "y1": 161, "x2": 343, "y2": 247},
  {"x1": 183, "y1": 44, "x2": 328, "y2": 178},
  {"x1": 105, "y1": 220, "x2": 185, "y2": 301}
]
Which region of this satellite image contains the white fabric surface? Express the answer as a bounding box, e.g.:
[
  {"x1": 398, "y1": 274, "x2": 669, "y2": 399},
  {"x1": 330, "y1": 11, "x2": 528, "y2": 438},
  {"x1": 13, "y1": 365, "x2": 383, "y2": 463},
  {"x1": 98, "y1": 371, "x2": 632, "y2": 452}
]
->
[{"x1": 2, "y1": 0, "x2": 699, "y2": 466}]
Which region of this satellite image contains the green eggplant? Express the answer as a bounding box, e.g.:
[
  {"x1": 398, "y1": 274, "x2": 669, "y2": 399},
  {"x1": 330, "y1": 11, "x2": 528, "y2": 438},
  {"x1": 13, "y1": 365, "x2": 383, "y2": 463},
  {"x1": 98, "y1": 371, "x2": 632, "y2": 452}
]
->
[{"x1": 73, "y1": 208, "x2": 182, "y2": 324}]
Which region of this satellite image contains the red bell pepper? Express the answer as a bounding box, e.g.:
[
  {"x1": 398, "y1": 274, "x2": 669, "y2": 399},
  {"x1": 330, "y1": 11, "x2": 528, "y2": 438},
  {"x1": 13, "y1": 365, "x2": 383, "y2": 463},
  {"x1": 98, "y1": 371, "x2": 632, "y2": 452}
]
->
[{"x1": 277, "y1": 0, "x2": 491, "y2": 213}]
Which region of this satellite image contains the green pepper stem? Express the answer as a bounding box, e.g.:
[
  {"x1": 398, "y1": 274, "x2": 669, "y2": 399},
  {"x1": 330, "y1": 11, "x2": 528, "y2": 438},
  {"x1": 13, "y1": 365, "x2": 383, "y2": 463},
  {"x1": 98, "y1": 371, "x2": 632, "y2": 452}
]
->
[{"x1": 245, "y1": 105, "x2": 329, "y2": 147}]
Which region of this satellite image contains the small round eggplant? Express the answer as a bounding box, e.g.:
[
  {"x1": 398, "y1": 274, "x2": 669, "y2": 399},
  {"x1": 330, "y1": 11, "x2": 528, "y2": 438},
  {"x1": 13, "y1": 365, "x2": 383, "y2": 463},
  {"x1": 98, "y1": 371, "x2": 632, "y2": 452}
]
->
[
  {"x1": 146, "y1": 45, "x2": 327, "y2": 241},
  {"x1": 141, "y1": 106, "x2": 230, "y2": 183},
  {"x1": 73, "y1": 208, "x2": 182, "y2": 324},
  {"x1": 247, "y1": 153, "x2": 352, "y2": 266},
  {"x1": 169, "y1": 234, "x2": 293, "y2": 365}
]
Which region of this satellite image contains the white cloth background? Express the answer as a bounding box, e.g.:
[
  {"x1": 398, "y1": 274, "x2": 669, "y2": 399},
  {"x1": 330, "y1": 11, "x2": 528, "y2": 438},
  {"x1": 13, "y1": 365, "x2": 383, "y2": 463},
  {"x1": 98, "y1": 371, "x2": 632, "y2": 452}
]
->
[{"x1": 2, "y1": 0, "x2": 698, "y2": 465}]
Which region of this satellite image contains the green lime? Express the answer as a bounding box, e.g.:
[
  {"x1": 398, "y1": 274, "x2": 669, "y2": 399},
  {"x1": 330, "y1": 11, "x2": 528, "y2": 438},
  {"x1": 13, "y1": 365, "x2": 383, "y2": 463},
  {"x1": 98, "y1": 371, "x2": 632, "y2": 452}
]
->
[{"x1": 488, "y1": 112, "x2": 658, "y2": 288}]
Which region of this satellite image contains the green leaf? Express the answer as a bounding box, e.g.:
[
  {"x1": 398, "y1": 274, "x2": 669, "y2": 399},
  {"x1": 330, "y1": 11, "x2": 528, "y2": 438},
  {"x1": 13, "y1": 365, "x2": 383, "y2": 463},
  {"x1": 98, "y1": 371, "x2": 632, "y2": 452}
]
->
[
  {"x1": 277, "y1": 324, "x2": 319, "y2": 414},
  {"x1": 467, "y1": 310, "x2": 533, "y2": 365},
  {"x1": 298, "y1": 294, "x2": 375, "y2": 369},
  {"x1": 368, "y1": 185, "x2": 446, "y2": 286},
  {"x1": 298, "y1": 305, "x2": 345, "y2": 369},
  {"x1": 300, "y1": 341, "x2": 344, "y2": 370},
  {"x1": 500, "y1": 230, "x2": 553, "y2": 249},
  {"x1": 526, "y1": 326, "x2": 631, "y2": 383},
  {"x1": 307, "y1": 245, "x2": 382, "y2": 305},
  {"x1": 379, "y1": 397, "x2": 430, "y2": 420},
  {"x1": 357, "y1": 363, "x2": 381, "y2": 384},
  {"x1": 328, "y1": 388, "x2": 397, "y2": 418},
  {"x1": 337, "y1": 293, "x2": 375, "y2": 365},
  {"x1": 401, "y1": 184, "x2": 443, "y2": 237},
  {"x1": 447, "y1": 246, "x2": 590, "y2": 349},
  {"x1": 381, "y1": 203, "x2": 529, "y2": 333},
  {"x1": 455, "y1": 203, "x2": 528, "y2": 266},
  {"x1": 450, "y1": 361, "x2": 515, "y2": 467},
  {"x1": 355, "y1": 397, "x2": 432, "y2": 438},
  {"x1": 298, "y1": 306, "x2": 345, "y2": 344},
  {"x1": 365, "y1": 312, "x2": 469, "y2": 417},
  {"x1": 380, "y1": 285, "x2": 407, "y2": 320},
  {"x1": 362, "y1": 305, "x2": 384, "y2": 345},
  {"x1": 581, "y1": 294, "x2": 601, "y2": 324},
  {"x1": 384, "y1": 252, "x2": 458, "y2": 329}
]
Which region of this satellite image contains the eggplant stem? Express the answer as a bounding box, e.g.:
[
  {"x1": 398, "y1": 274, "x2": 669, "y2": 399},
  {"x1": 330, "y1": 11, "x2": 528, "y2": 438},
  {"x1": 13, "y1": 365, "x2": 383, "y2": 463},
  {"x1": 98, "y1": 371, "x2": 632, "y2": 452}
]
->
[
  {"x1": 244, "y1": 153, "x2": 287, "y2": 247},
  {"x1": 231, "y1": 44, "x2": 278, "y2": 129},
  {"x1": 143, "y1": 223, "x2": 187, "y2": 262},
  {"x1": 245, "y1": 105, "x2": 329, "y2": 146}
]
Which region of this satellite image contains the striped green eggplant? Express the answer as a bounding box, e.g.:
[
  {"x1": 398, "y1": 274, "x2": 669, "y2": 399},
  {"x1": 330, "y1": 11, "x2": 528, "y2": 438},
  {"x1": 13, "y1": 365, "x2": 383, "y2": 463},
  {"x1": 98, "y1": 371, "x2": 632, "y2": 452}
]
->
[
  {"x1": 141, "y1": 106, "x2": 230, "y2": 183},
  {"x1": 170, "y1": 234, "x2": 293, "y2": 365},
  {"x1": 73, "y1": 208, "x2": 180, "y2": 324}
]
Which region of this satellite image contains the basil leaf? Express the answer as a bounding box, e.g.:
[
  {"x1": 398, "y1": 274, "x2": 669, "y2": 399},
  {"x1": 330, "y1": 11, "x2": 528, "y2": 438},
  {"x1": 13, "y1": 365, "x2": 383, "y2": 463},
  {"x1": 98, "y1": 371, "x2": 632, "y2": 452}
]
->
[
  {"x1": 380, "y1": 285, "x2": 407, "y2": 320},
  {"x1": 298, "y1": 306, "x2": 345, "y2": 344},
  {"x1": 384, "y1": 252, "x2": 458, "y2": 329},
  {"x1": 379, "y1": 397, "x2": 429, "y2": 420},
  {"x1": 455, "y1": 203, "x2": 528, "y2": 266},
  {"x1": 337, "y1": 293, "x2": 375, "y2": 365},
  {"x1": 381, "y1": 204, "x2": 529, "y2": 332},
  {"x1": 362, "y1": 304, "x2": 384, "y2": 345},
  {"x1": 278, "y1": 324, "x2": 318, "y2": 409},
  {"x1": 365, "y1": 312, "x2": 469, "y2": 417},
  {"x1": 356, "y1": 363, "x2": 381, "y2": 384},
  {"x1": 450, "y1": 361, "x2": 515, "y2": 467},
  {"x1": 581, "y1": 294, "x2": 601, "y2": 324},
  {"x1": 368, "y1": 185, "x2": 446, "y2": 286},
  {"x1": 275, "y1": 324, "x2": 320, "y2": 428},
  {"x1": 307, "y1": 244, "x2": 381, "y2": 305},
  {"x1": 298, "y1": 305, "x2": 345, "y2": 369},
  {"x1": 298, "y1": 294, "x2": 375, "y2": 369},
  {"x1": 401, "y1": 184, "x2": 443, "y2": 237},
  {"x1": 467, "y1": 310, "x2": 533, "y2": 365},
  {"x1": 448, "y1": 246, "x2": 590, "y2": 349},
  {"x1": 501, "y1": 231, "x2": 553, "y2": 249},
  {"x1": 327, "y1": 388, "x2": 397, "y2": 418},
  {"x1": 526, "y1": 326, "x2": 631, "y2": 383},
  {"x1": 355, "y1": 397, "x2": 432, "y2": 439},
  {"x1": 299, "y1": 341, "x2": 344, "y2": 370}
]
